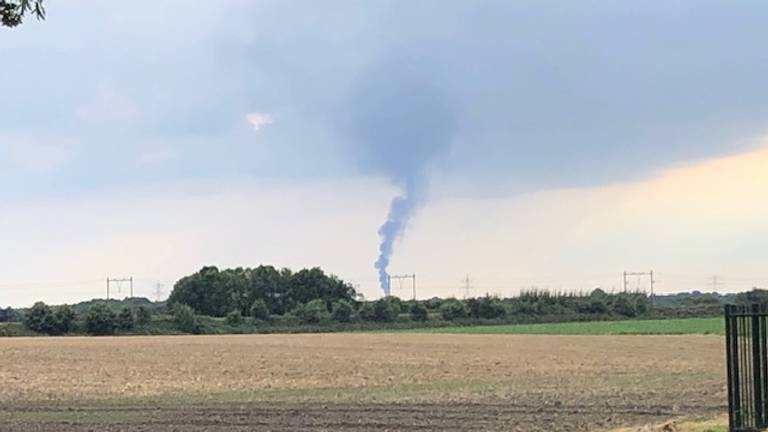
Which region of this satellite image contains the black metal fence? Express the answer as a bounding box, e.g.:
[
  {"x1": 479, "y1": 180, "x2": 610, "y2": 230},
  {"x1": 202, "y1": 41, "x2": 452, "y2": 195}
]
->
[{"x1": 726, "y1": 304, "x2": 768, "y2": 431}]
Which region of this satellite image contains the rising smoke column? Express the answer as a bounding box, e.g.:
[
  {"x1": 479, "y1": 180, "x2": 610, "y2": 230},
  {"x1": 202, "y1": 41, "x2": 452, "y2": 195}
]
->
[
  {"x1": 374, "y1": 177, "x2": 426, "y2": 295},
  {"x1": 341, "y1": 61, "x2": 457, "y2": 296}
]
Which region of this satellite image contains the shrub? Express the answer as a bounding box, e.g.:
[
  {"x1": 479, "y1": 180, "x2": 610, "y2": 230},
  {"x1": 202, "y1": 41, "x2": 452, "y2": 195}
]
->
[
  {"x1": 135, "y1": 306, "x2": 152, "y2": 326},
  {"x1": 293, "y1": 299, "x2": 330, "y2": 324},
  {"x1": 439, "y1": 298, "x2": 469, "y2": 321},
  {"x1": 371, "y1": 297, "x2": 400, "y2": 322},
  {"x1": 86, "y1": 304, "x2": 117, "y2": 335},
  {"x1": 468, "y1": 296, "x2": 506, "y2": 319},
  {"x1": 173, "y1": 304, "x2": 201, "y2": 334},
  {"x1": 250, "y1": 299, "x2": 270, "y2": 321},
  {"x1": 357, "y1": 302, "x2": 375, "y2": 321},
  {"x1": 410, "y1": 303, "x2": 429, "y2": 322},
  {"x1": 225, "y1": 310, "x2": 243, "y2": 326},
  {"x1": 116, "y1": 308, "x2": 136, "y2": 331},
  {"x1": 331, "y1": 300, "x2": 353, "y2": 323},
  {"x1": 611, "y1": 295, "x2": 636, "y2": 317}
]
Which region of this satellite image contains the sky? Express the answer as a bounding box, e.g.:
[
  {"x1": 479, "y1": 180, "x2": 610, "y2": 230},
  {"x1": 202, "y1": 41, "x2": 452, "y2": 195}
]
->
[{"x1": 2, "y1": 1, "x2": 768, "y2": 306}]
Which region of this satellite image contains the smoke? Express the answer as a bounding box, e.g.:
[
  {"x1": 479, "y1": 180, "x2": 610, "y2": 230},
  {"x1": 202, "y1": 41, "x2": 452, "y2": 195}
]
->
[
  {"x1": 374, "y1": 177, "x2": 426, "y2": 295},
  {"x1": 342, "y1": 60, "x2": 457, "y2": 296}
]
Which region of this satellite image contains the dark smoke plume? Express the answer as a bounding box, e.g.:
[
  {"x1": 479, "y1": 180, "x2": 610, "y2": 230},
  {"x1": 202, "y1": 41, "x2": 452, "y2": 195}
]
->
[{"x1": 343, "y1": 61, "x2": 456, "y2": 296}]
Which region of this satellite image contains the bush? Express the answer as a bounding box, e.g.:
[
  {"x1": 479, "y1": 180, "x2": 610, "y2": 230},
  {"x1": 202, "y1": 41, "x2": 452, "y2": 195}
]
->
[
  {"x1": 250, "y1": 299, "x2": 270, "y2": 321},
  {"x1": 357, "y1": 302, "x2": 375, "y2": 321},
  {"x1": 468, "y1": 296, "x2": 506, "y2": 319},
  {"x1": 173, "y1": 304, "x2": 201, "y2": 334},
  {"x1": 611, "y1": 295, "x2": 636, "y2": 317},
  {"x1": 135, "y1": 306, "x2": 152, "y2": 326},
  {"x1": 371, "y1": 297, "x2": 400, "y2": 322},
  {"x1": 410, "y1": 303, "x2": 429, "y2": 322},
  {"x1": 293, "y1": 299, "x2": 330, "y2": 324},
  {"x1": 116, "y1": 308, "x2": 135, "y2": 331},
  {"x1": 225, "y1": 310, "x2": 243, "y2": 326},
  {"x1": 439, "y1": 298, "x2": 469, "y2": 321},
  {"x1": 331, "y1": 300, "x2": 353, "y2": 323},
  {"x1": 86, "y1": 304, "x2": 117, "y2": 335}
]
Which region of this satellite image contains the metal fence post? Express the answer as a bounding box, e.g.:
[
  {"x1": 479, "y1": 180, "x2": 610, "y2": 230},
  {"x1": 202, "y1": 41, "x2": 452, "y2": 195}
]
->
[{"x1": 754, "y1": 304, "x2": 765, "y2": 427}]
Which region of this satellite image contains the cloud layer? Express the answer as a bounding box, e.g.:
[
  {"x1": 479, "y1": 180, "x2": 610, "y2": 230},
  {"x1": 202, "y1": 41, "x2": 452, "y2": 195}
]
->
[{"x1": 2, "y1": 1, "x2": 767, "y2": 201}]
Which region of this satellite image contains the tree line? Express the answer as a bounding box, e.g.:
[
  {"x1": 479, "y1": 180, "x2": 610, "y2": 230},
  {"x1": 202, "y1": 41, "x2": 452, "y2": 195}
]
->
[{"x1": 7, "y1": 265, "x2": 757, "y2": 336}]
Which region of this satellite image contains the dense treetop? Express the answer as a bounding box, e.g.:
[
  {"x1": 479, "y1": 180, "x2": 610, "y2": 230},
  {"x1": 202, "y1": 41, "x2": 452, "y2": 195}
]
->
[{"x1": 167, "y1": 266, "x2": 358, "y2": 318}]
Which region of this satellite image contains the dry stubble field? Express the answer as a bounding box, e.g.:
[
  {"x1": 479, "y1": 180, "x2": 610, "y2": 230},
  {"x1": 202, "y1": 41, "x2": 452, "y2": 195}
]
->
[{"x1": 0, "y1": 333, "x2": 726, "y2": 431}]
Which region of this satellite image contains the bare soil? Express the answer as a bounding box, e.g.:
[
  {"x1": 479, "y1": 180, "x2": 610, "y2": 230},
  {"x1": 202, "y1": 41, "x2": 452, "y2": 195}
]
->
[{"x1": 0, "y1": 334, "x2": 726, "y2": 431}]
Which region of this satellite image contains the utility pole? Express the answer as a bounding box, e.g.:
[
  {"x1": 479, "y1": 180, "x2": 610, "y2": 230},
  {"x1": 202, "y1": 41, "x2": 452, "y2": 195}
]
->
[
  {"x1": 622, "y1": 270, "x2": 655, "y2": 298},
  {"x1": 462, "y1": 274, "x2": 473, "y2": 299},
  {"x1": 388, "y1": 274, "x2": 416, "y2": 300},
  {"x1": 710, "y1": 275, "x2": 721, "y2": 291},
  {"x1": 106, "y1": 277, "x2": 134, "y2": 300},
  {"x1": 153, "y1": 283, "x2": 165, "y2": 302}
]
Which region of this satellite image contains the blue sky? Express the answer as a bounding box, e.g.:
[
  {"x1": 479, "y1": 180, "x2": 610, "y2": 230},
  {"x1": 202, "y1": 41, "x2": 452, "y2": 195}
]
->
[{"x1": 2, "y1": 1, "x2": 768, "y2": 305}]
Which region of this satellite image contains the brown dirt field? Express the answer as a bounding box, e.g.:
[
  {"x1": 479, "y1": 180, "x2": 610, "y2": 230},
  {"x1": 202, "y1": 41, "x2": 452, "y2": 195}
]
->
[{"x1": 0, "y1": 334, "x2": 726, "y2": 431}]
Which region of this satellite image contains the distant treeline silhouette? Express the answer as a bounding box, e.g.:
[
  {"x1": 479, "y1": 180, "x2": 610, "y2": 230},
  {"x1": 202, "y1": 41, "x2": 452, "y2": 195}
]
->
[{"x1": 3, "y1": 265, "x2": 763, "y2": 336}]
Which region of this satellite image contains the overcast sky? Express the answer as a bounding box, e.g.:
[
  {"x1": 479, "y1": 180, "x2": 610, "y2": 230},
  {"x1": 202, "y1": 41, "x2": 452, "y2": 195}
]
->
[{"x1": 2, "y1": 1, "x2": 768, "y2": 306}]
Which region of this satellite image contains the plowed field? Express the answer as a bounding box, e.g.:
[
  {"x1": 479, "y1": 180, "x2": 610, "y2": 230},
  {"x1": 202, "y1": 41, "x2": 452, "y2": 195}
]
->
[{"x1": 0, "y1": 334, "x2": 726, "y2": 431}]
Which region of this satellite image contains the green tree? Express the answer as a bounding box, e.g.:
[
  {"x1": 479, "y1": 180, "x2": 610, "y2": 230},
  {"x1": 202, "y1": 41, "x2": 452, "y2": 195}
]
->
[
  {"x1": 85, "y1": 304, "x2": 117, "y2": 335},
  {"x1": 439, "y1": 298, "x2": 469, "y2": 321},
  {"x1": 293, "y1": 299, "x2": 330, "y2": 324},
  {"x1": 135, "y1": 306, "x2": 152, "y2": 326},
  {"x1": 1, "y1": 0, "x2": 44, "y2": 27},
  {"x1": 250, "y1": 299, "x2": 270, "y2": 321},
  {"x1": 331, "y1": 300, "x2": 353, "y2": 323},
  {"x1": 0, "y1": 306, "x2": 17, "y2": 322},
  {"x1": 173, "y1": 304, "x2": 201, "y2": 334},
  {"x1": 52, "y1": 305, "x2": 76, "y2": 334},
  {"x1": 168, "y1": 266, "x2": 235, "y2": 317},
  {"x1": 410, "y1": 302, "x2": 429, "y2": 322},
  {"x1": 116, "y1": 308, "x2": 135, "y2": 331},
  {"x1": 23, "y1": 302, "x2": 55, "y2": 334},
  {"x1": 246, "y1": 266, "x2": 289, "y2": 315}
]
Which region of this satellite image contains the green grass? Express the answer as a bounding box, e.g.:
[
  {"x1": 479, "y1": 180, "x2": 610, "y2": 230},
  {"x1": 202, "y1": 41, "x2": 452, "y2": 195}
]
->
[{"x1": 395, "y1": 317, "x2": 723, "y2": 335}]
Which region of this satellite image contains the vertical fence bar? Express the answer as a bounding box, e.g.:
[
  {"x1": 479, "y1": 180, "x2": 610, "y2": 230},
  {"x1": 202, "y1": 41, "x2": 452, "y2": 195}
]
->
[
  {"x1": 755, "y1": 304, "x2": 766, "y2": 427},
  {"x1": 742, "y1": 310, "x2": 751, "y2": 428},
  {"x1": 726, "y1": 305, "x2": 737, "y2": 430},
  {"x1": 731, "y1": 306, "x2": 742, "y2": 429},
  {"x1": 762, "y1": 304, "x2": 768, "y2": 428}
]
